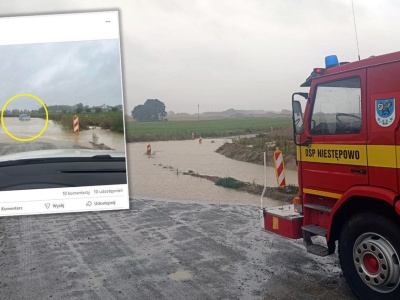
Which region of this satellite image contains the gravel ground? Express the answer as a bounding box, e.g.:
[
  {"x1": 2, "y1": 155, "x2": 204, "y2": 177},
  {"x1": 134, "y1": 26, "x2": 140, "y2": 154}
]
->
[{"x1": 0, "y1": 198, "x2": 356, "y2": 300}]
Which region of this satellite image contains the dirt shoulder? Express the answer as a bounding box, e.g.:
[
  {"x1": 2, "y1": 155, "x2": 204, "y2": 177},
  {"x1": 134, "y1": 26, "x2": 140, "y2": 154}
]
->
[
  {"x1": 214, "y1": 126, "x2": 297, "y2": 170},
  {"x1": 215, "y1": 142, "x2": 297, "y2": 170}
]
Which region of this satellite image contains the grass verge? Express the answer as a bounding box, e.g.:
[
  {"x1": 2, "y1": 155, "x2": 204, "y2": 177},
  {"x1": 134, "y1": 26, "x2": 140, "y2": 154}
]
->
[
  {"x1": 179, "y1": 169, "x2": 298, "y2": 203},
  {"x1": 30, "y1": 112, "x2": 124, "y2": 133},
  {"x1": 215, "y1": 177, "x2": 245, "y2": 189}
]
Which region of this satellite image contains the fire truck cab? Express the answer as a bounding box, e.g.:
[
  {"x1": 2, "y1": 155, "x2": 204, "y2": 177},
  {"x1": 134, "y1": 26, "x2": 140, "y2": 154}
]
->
[{"x1": 262, "y1": 51, "x2": 400, "y2": 299}]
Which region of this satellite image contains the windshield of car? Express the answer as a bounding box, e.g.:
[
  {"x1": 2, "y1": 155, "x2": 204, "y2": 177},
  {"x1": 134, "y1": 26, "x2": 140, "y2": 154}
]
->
[{"x1": 0, "y1": 39, "x2": 125, "y2": 158}]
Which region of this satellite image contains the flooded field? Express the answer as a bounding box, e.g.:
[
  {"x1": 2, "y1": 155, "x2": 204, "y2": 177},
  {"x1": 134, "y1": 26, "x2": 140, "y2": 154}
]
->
[
  {"x1": 0, "y1": 117, "x2": 125, "y2": 153},
  {"x1": 127, "y1": 138, "x2": 298, "y2": 206}
]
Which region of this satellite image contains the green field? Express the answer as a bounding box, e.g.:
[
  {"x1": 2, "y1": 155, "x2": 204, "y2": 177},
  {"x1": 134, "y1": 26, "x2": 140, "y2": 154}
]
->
[{"x1": 125, "y1": 117, "x2": 292, "y2": 142}]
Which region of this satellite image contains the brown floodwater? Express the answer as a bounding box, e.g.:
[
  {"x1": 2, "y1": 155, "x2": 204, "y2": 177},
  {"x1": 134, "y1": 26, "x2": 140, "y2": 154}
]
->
[
  {"x1": 0, "y1": 119, "x2": 298, "y2": 206},
  {"x1": 0, "y1": 117, "x2": 125, "y2": 152},
  {"x1": 126, "y1": 138, "x2": 298, "y2": 206}
]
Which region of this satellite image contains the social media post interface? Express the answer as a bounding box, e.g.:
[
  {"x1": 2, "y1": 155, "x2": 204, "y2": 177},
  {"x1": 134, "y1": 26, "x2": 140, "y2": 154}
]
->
[{"x1": 0, "y1": 11, "x2": 129, "y2": 216}]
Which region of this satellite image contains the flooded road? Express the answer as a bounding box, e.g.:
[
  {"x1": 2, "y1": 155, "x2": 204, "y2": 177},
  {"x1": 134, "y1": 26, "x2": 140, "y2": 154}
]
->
[
  {"x1": 127, "y1": 138, "x2": 298, "y2": 206},
  {"x1": 0, "y1": 117, "x2": 125, "y2": 153}
]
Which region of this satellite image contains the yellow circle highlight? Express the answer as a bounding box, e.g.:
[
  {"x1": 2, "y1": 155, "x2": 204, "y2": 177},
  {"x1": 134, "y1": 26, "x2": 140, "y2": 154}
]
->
[{"x1": 1, "y1": 94, "x2": 48, "y2": 142}]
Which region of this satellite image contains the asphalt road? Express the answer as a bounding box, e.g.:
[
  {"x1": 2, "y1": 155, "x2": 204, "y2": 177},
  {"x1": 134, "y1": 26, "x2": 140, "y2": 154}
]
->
[{"x1": 0, "y1": 198, "x2": 356, "y2": 300}]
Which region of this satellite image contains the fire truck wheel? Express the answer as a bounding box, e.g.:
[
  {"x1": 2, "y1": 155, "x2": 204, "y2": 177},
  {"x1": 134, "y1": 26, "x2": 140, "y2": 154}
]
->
[{"x1": 339, "y1": 213, "x2": 400, "y2": 300}]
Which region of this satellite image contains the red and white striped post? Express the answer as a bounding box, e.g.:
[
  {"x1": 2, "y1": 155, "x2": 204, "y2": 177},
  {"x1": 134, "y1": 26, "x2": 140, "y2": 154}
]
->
[
  {"x1": 146, "y1": 143, "x2": 151, "y2": 155},
  {"x1": 73, "y1": 115, "x2": 79, "y2": 133},
  {"x1": 273, "y1": 147, "x2": 286, "y2": 187}
]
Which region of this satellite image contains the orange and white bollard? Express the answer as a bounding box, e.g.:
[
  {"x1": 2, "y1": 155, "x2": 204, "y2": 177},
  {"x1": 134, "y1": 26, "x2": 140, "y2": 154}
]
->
[
  {"x1": 147, "y1": 143, "x2": 151, "y2": 155},
  {"x1": 192, "y1": 132, "x2": 194, "y2": 140},
  {"x1": 273, "y1": 147, "x2": 286, "y2": 187},
  {"x1": 73, "y1": 115, "x2": 79, "y2": 133},
  {"x1": 199, "y1": 135, "x2": 202, "y2": 144}
]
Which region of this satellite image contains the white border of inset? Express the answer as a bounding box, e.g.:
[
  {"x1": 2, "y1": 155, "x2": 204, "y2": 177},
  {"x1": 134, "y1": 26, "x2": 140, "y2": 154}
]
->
[
  {"x1": 0, "y1": 11, "x2": 129, "y2": 216},
  {"x1": 0, "y1": 11, "x2": 120, "y2": 46}
]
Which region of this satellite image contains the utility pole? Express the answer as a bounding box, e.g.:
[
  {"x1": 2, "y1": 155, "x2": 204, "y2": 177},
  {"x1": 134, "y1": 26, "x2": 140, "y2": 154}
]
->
[{"x1": 197, "y1": 104, "x2": 199, "y2": 121}]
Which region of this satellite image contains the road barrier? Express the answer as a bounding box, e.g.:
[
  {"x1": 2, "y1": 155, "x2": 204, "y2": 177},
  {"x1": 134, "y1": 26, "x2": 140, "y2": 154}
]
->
[
  {"x1": 73, "y1": 115, "x2": 79, "y2": 133},
  {"x1": 274, "y1": 147, "x2": 286, "y2": 187},
  {"x1": 147, "y1": 143, "x2": 151, "y2": 155}
]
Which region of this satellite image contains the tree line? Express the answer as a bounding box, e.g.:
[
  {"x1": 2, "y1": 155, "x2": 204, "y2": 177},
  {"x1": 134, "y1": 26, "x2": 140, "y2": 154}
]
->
[
  {"x1": 131, "y1": 99, "x2": 167, "y2": 122},
  {"x1": 2, "y1": 103, "x2": 122, "y2": 115}
]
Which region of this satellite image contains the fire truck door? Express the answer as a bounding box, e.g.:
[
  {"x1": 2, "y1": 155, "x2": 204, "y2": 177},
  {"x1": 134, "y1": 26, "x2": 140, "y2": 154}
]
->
[{"x1": 300, "y1": 73, "x2": 368, "y2": 200}]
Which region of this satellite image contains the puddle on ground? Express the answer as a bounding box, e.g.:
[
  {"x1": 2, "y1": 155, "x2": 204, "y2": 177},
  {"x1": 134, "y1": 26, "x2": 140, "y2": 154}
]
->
[{"x1": 169, "y1": 270, "x2": 192, "y2": 281}]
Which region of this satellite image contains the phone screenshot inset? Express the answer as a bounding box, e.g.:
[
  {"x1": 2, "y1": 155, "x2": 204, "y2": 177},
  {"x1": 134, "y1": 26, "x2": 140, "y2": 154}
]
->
[{"x1": 0, "y1": 11, "x2": 129, "y2": 216}]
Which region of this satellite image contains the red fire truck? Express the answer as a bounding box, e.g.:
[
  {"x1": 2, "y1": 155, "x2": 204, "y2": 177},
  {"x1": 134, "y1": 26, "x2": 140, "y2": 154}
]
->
[{"x1": 262, "y1": 51, "x2": 400, "y2": 299}]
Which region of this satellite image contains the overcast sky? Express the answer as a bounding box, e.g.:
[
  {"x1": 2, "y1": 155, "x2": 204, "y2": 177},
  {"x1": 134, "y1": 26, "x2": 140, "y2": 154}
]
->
[
  {"x1": 1, "y1": 0, "x2": 400, "y2": 114},
  {"x1": 0, "y1": 40, "x2": 122, "y2": 110}
]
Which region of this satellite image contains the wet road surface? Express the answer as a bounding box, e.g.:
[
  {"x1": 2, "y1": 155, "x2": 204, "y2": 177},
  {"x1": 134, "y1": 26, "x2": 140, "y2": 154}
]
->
[{"x1": 0, "y1": 198, "x2": 356, "y2": 300}]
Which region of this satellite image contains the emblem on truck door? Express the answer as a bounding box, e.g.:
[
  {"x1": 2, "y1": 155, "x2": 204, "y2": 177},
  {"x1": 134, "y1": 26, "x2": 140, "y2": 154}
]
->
[{"x1": 376, "y1": 98, "x2": 395, "y2": 127}]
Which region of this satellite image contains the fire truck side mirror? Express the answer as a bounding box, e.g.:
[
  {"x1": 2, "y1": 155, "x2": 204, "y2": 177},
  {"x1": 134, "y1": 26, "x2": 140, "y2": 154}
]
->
[{"x1": 292, "y1": 101, "x2": 304, "y2": 135}]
